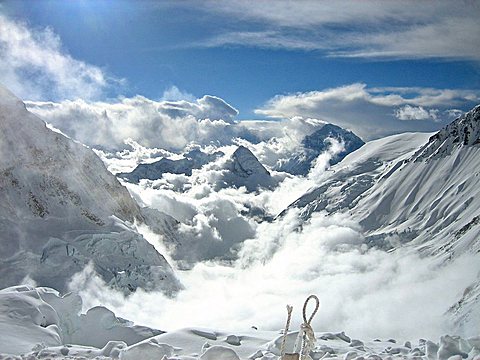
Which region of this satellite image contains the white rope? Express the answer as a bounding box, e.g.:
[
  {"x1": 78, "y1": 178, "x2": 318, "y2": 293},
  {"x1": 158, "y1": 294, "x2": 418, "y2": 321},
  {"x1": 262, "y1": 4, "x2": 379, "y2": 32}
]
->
[
  {"x1": 300, "y1": 295, "x2": 320, "y2": 360},
  {"x1": 281, "y1": 304, "x2": 293, "y2": 358},
  {"x1": 281, "y1": 295, "x2": 320, "y2": 360}
]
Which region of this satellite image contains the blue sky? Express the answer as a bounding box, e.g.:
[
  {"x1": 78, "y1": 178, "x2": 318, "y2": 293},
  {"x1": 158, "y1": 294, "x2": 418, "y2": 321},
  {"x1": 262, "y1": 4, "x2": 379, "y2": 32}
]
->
[{"x1": 1, "y1": 0, "x2": 480, "y2": 139}]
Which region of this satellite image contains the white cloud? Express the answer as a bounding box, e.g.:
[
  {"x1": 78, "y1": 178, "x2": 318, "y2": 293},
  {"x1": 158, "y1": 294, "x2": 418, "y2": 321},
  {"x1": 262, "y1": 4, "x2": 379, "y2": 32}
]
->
[
  {"x1": 62, "y1": 118, "x2": 480, "y2": 340},
  {"x1": 256, "y1": 83, "x2": 480, "y2": 140},
  {"x1": 0, "y1": 14, "x2": 117, "y2": 100},
  {"x1": 161, "y1": 86, "x2": 196, "y2": 102},
  {"x1": 26, "y1": 95, "x2": 239, "y2": 151},
  {"x1": 201, "y1": 30, "x2": 323, "y2": 51},
  {"x1": 195, "y1": 1, "x2": 480, "y2": 60},
  {"x1": 445, "y1": 109, "x2": 464, "y2": 119},
  {"x1": 157, "y1": 95, "x2": 239, "y2": 123},
  {"x1": 394, "y1": 105, "x2": 439, "y2": 122}
]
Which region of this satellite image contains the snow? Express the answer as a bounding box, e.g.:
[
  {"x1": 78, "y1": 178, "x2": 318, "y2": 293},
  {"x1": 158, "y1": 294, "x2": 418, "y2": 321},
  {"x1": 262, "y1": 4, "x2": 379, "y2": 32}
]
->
[
  {"x1": 288, "y1": 123, "x2": 480, "y2": 259},
  {"x1": 286, "y1": 132, "x2": 433, "y2": 218},
  {"x1": 0, "y1": 85, "x2": 180, "y2": 294},
  {"x1": 287, "y1": 105, "x2": 480, "y2": 332},
  {"x1": 1, "y1": 286, "x2": 480, "y2": 359},
  {"x1": 0, "y1": 285, "x2": 161, "y2": 356}
]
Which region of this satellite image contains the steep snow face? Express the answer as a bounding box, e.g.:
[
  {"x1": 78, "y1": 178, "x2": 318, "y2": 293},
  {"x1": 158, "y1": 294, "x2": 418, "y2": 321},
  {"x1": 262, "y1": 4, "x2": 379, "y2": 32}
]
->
[
  {"x1": 0, "y1": 86, "x2": 180, "y2": 294},
  {"x1": 118, "y1": 148, "x2": 224, "y2": 183},
  {"x1": 221, "y1": 146, "x2": 277, "y2": 192},
  {"x1": 276, "y1": 123, "x2": 364, "y2": 175},
  {"x1": 350, "y1": 105, "x2": 480, "y2": 257},
  {"x1": 0, "y1": 86, "x2": 141, "y2": 223},
  {"x1": 414, "y1": 104, "x2": 480, "y2": 161}
]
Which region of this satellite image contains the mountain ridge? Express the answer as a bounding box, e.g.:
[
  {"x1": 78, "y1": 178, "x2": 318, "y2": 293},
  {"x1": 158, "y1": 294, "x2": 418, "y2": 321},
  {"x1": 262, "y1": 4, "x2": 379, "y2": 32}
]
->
[{"x1": 0, "y1": 85, "x2": 181, "y2": 295}]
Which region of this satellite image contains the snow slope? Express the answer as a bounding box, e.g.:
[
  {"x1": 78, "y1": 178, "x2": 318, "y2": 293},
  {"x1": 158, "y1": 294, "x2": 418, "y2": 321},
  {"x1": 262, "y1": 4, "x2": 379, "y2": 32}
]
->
[
  {"x1": 0, "y1": 85, "x2": 180, "y2": 294},
  {"x1": 286, "y1": 132, "x2": 433, "y2": 221},
  {"x1": 288, "y1": 104, "x2": 480, "y2": 258}
]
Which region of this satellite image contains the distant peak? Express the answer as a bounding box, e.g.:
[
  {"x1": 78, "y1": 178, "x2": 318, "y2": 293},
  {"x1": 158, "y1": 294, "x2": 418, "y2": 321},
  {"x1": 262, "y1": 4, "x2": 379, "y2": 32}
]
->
[
  {"x1": 230, "y1": 146, "x2": 269, "y2": 176},
  {"x1": 233, "y1": 145, "x2": 253, "y2": 157}
]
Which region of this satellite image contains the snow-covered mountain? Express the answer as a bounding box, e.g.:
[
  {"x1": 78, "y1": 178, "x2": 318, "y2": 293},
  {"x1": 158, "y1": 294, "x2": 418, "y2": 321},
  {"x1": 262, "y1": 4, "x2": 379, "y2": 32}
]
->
[
  {"x1": 288, "y1": 105, "x2": 480, "y2": 256},
  {"x1": 286, "y1": 105, "x2": 480, "y2": 332},
  {"x1": 220, "y1": 145, "x2": 277, "y2": 192},
  {"x1": 0, "y1": 85, "x2": 180, "y2": 295},
  {"x1": 118, "y1": 148, "x2": 223, "y2": 183},
  {"x1": 276, "y1": 124, "x2": 364, "y2": 175}
]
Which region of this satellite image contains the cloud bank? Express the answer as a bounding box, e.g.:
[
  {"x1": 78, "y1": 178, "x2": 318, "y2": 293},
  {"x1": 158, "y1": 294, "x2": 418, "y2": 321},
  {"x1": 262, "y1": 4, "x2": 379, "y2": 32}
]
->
[
  {"x1": 26, "y1": 95, "x2": 331, "y2": 157},
  {"x1": 0, "y1": 14, "x2": 117, "y2": 101},
  {"x1": 27, "y1": 82, "x2": 479, "y2": 150},
  {"x1": 26, "y1": 95, "x2": 240, "y2": 151}
]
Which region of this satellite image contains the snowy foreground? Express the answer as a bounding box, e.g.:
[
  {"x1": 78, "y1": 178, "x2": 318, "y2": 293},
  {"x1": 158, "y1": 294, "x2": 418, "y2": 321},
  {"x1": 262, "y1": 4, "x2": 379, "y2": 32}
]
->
[{"x1": 0, "y1": 286, "x2": 479, "y2": 360}]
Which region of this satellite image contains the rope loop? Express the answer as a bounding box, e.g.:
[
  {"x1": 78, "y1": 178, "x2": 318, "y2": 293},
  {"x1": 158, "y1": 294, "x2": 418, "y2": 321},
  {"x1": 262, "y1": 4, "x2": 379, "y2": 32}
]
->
[{"x1": 302, "y1": 294, "x2": 320, "y2": 325}]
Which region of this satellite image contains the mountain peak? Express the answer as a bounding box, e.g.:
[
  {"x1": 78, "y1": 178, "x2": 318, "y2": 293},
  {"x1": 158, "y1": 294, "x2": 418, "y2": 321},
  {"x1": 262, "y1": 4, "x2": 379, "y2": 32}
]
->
[
  {"x1": 276, "y1": 123, "x2": 364, "y2": 176},
  {"x1": 221, "y1": 146, "x2": 275, "y2": 191},
  {"x1": 303, "y1": 123, "x2": 362, "y2": 151},
  {"x1": 230, "y1": 145, "x2": 270, "y2": 178}
]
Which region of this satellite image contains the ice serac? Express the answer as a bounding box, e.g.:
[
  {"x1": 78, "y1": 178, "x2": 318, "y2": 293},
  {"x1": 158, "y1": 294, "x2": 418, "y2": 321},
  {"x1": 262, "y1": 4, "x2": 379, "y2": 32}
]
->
[
  {"x1": 276, "y1": 123, "x2": 364, "y2": 175},
  {"x1": 0, "y1": 85, "x2": 181, "y2": 294},
  {"x1": 221, "y1": 145, "x2": 276, "y2": 192}
]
